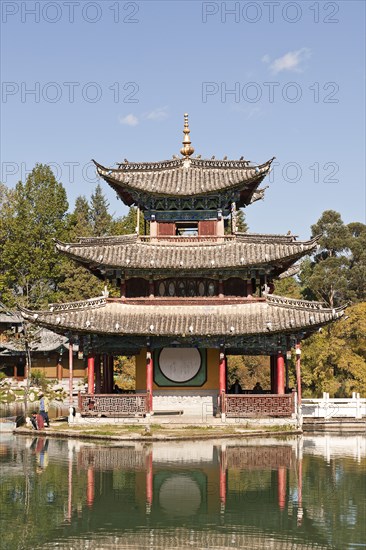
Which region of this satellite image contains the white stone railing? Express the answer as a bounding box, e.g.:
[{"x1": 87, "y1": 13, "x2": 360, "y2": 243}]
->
[{"x1": 302, "y1": 393, "x2": 365, "y2": 419}]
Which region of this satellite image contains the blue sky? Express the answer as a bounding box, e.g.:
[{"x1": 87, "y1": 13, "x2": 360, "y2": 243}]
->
[{"x1": 1, "y1": 0, "x2": 365, "y2": 239}]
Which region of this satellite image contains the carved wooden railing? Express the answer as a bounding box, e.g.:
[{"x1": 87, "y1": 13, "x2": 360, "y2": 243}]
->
[
  {"x1": 223, "y1": 393, "x2": 295, "y2": 418},
  {"x1": 78, "y1": 393, "x2": 148, "y2": 417}
]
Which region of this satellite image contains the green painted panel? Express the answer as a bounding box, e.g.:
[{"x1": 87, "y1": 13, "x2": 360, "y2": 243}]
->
[{"x1": 153, "y1": 348, "x2": 207, "y2": 387}]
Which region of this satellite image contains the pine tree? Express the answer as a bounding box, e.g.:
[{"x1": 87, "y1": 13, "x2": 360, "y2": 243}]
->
[
  {"x1": 90, "y1": 184, "x2": 113, "y2": 236},
  {"x1": 58, "y1": 196, "x2": 103, "y2": 301},
  {"x1": 0, "y1": 165, "x2": 68, "y2": 308}
]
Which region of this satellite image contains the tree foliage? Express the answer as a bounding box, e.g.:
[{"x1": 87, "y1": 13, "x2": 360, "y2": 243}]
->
[
  {"x1": 0, "y1": 165, "x2": 68, "y2": 308},
  {"x1": 300, "y1": 303, "x2": 366, "y2": 397},
  {"x1": 300, "y1": 210, "x2": 366, "y2": 307},
  {"x1": 227, "y1": 356, "x2": 269, "y2": 390},
  {"x1": 90, "y1": 183, "x2": 113, "y2": 236}
]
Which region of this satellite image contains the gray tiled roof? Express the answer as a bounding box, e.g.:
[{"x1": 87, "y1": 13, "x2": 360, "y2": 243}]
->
[
  {"x1": 0, "y1": 327, "x2": 67, "y2": 352},
  {"x1": 20, "y1": 295, "x2": 344, "y2": 337},
  {"x1": 55, "y1": 234, "x2": 318, "y2": 273},
  {"x1": 0, "y1": 302, "x2": 22, "y2": 324},
  {"x1": 93, "y1": 157, "x2": 274, "y2": 202}
]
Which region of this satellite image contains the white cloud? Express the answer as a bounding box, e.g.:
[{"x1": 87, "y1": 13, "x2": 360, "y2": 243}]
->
[
  {"x1": 266, "y1": 48, "x2": 311, "y2": 74},
  {"x1": 119, "y1": 113, "x2": 139, "y2": 126},
  {"x1": 261, "y1": 54, "x2": 271, "y2": 64},
  {"x1": 145, "y1": 106, "x2": 169, "y2": 121}
]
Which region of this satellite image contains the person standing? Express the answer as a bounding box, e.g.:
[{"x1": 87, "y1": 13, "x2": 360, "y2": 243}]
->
[{"x1": 39, "y1": 393, "x2": 50, "y2": 427}]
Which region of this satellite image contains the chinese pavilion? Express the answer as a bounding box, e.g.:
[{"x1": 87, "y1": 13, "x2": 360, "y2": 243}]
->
[{"x1": 21, "y1": 115, "x2": 344, "y2": 420}]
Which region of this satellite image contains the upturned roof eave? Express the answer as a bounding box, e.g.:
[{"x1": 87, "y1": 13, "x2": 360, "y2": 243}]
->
[
  {"x1": 54, "y1": 235, "x2": 319, "y2": 274},
  {"x1": 92, "y1": 157, "x2": 274, "y2": 203},
  {"x1": 19, "y1": 295, "x2": 345, "y2": 339}
]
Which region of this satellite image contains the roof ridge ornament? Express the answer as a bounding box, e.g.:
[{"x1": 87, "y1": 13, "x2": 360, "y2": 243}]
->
[{"x1": 180, "y1": 113, "x2": 195, "y2": 158}]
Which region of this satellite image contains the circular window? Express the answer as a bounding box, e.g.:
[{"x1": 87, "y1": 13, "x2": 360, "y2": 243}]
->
[
  {"x1": 168, "y1": 282, "x2": 175, "y2": 296},
  {"x1": 159, "y1": 348, "x2": 201, "y2": 383},
  {"x1": 159, "y1": 475, "x2": 201, "y2": 517},
  {"x1": 198, "y1": 281, "x2": 205, "y2": 296}
]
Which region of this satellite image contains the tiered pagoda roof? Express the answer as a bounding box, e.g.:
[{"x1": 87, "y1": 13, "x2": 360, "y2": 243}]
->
[
  {"x1": 54, "y1": 233, "x2": 320, "y2": 277},
  {"x1": 93, "y1": 157, "x2": 274, "y2": 209},
  {"x1": 20, "y1": 295, "x2": 343, "y2": 339},
  {"x1": 20, "y1": 115, "x2": 346, "y2": 351}
]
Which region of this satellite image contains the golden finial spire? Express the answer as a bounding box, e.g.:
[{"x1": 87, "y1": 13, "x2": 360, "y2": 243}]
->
[{"x1": 180, "y1": 113, "x2": 195, "y2": 158}]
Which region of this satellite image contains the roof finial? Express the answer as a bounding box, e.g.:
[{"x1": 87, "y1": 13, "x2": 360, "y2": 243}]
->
[{"x1": 180, "y1": 113, "x2": 195, "y2": 158}]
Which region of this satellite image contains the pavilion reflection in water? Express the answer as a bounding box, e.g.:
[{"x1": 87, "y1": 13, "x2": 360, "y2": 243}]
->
[
  {"x1": 2, "y1": 435, "x2": 366, "y2": 549},
  {"x1": 73, "y1": 438, "x2": 303, "y2": 523}
]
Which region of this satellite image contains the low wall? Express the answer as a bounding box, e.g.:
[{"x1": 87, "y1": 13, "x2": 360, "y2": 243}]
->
[{"x1": 153, "y1": 390, "x2": 219, "y2": 417}]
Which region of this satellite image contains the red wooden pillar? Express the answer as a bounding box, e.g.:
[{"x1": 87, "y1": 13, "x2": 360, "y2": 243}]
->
[
  {"x1": 69, "y1": 343, "x2": 73, "y2": 404},
  {"x1": 13, "y1": 365, "x2": 18, "y2": 379},
  {"x1": 87, "y1": 355, "x2": 95, "y2": 395},
  {"x1": 146, "y1": 449, "x2": 153, "y2": 511},
  {"x1": 146, "y1": 350, "x2": 153, "y2": 413},
  {"x1": 295, "y1": 343, "x2": 302, "y2": 405},
  {"x1": 57, "y1": 360, "x2": 63, "y2": 382},
  {"x1": 219, "y1": 351, "x2": 226, "y2": 418},
  {"x1": 276, "y1": 352, "x2": 285, "y2": 395},
  {"x1": 277, "y1": 467, "x2": 286, "y2": 510},
  {"x1": 95, "y1": 354, "x2": 101, "y2": 394},
  {"x1": 218, "y1": 279, "x2": 224, "y2": 299},
  {"x1": 219, "y1": 446, "x2": 227, "y2": 509},
  {"x1": 86, "y1": 466, "x2": 95, "y2": 508}
]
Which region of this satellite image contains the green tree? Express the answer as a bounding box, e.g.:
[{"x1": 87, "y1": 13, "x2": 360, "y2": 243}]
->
[
  {"x1": 300, "y1": 211, "x2": 366, "y2": 307},
  {"x1": 0, "y1": 165, "x2": 68, "y2": 308},
  {"x1": 225, "y1": 208, "x2": 248, "y2": 234},
  {"x1": 274, "y1": 276, "x2": 302, "y2": 299},
  {"x1": 112, "y1": 206, "x2": 146, "y2": 235},
  {"x1": 347, "y1": 222, "x2": 366, "y2": 302},
  {"x1": 58, "y1": 196, "x2": 103, "y2": 301},
  {"x1": 90, "y1": 184, "x2": 113, "y2": 236},
  {"x1": 300, "y1": 303, "x2": 366, "y2": 397},
  {"x1": 301, "y1": 211, "x2": 355, "y2": 307},
  {"x1": 227, "y1": 355, "x2": 269, "y2": 390},
  {"x1": 114, "y1": 356, "x2": 136, "y2": 390}
]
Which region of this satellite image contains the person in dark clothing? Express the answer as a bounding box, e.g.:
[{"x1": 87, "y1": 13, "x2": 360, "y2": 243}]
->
[
  {"x1": 230, "y1": 379, "x2": 242, "y2": 394},
  {"x1": 253, "y1": 382, "x2": 263, "y2": 393},
  {"x1": 30, "y1": 412, "x2": 38, "y2": 430}
]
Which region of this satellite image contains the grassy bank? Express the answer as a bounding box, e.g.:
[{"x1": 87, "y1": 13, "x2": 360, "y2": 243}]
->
[{"x1": 14, "y1": 421, "x2": 301, "y2": 441}]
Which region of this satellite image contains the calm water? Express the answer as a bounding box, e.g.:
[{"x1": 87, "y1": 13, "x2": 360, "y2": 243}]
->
[{"x1": 0, "y1": 433, "x2": 365, "y2": 550}]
